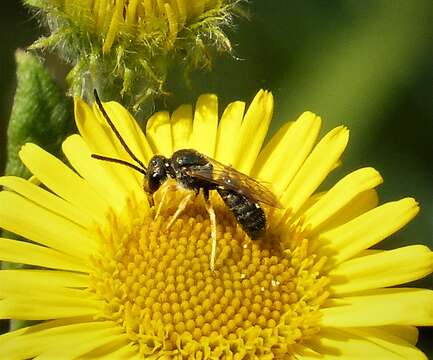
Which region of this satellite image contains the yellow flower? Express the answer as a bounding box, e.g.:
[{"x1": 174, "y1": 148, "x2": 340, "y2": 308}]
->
[
  {"x1": 47, "y1": 0, "x2": 237, "y2": 54},
  {"x1": 0, "y1": 90, "x2": 432, "y2": 358},
  {"x1": 26, "y1": 0, "x2": 242, "y2": 110}
]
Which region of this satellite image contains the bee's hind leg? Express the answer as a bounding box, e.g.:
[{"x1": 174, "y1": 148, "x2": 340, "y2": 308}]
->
[{"x1": 203, "y1": 189, "x2": 217, "y2": 272}]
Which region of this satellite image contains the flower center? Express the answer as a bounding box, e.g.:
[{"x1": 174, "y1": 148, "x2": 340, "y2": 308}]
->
[{"x1": 89, "y1": 192, "x2": 330, "y2": 358}]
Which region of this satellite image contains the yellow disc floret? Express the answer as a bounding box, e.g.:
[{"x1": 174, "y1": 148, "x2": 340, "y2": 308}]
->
[{"x1": 89, "y1": 191, "x2": 330, "y2": 358}]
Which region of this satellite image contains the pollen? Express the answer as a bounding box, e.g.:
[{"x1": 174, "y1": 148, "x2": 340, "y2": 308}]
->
[{"x1": 89, "y1": 194, "x2": 330, "y2": 358}]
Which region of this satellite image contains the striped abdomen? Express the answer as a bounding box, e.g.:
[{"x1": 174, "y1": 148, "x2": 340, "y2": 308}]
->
[{"x1": 217, "y1": 188, "x2": 266, "y2": 239}]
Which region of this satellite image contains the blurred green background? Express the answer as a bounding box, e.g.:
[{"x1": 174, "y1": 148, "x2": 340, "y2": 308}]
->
[{"x1": 1, "y1": 0, "x2": 432, "y2": 356}]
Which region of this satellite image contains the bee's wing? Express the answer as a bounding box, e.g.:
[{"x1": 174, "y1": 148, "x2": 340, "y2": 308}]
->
[{"x1": 186, "y1": 156, "x2": 283, "y2": 208}]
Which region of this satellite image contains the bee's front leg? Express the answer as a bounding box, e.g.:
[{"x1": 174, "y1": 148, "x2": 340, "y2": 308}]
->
[
  {"x1": 154, "y1": 182, "x2": 179, "y2": 220},
  {"x1": 163, "y1": 191, "x2": 195, "y2": 232}
]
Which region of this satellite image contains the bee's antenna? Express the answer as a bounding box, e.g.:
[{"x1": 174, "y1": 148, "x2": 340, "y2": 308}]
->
[
  {"x1": 91, "y1": 154, "x2": 147, "y2": 175},
  {"x1": 93, "y1": 89, "x2": 147, "y2": 171}
]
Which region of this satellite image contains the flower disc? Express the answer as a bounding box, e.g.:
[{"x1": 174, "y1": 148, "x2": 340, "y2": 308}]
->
[{"x1": 90, "y1": 194, "x2": 329, "y2": 357}]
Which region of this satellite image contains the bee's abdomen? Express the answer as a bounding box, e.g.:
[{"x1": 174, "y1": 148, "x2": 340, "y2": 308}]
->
[{"x1": 217, "y1": 189, "x2": 266, "y2": 239}]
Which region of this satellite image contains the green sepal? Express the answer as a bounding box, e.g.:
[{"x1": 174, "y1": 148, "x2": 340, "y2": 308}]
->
[
  {"x1": 5, "y1": 50, "x2": 74, "y2": 178},
  {"x1": 23, "y1": 0, "x2": 49, "y2": 8}
]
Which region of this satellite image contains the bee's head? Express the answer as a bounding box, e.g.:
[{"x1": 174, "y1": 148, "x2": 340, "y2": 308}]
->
[{"x1": 145, "y1": 155, "x2": 171, "y2": 193}]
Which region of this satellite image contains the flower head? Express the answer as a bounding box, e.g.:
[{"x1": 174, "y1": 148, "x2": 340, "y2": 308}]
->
[
  {"x1": 26, "y1": 0, "x2": 243, "y2": 111},
  {"x1": 0, "y1": 90, "x2": 432, "y2": 358}
]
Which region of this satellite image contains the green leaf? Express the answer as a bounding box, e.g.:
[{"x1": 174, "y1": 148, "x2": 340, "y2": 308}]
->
[{"x1": 5, "y1": 50, "x2": 73, "y2": 178}]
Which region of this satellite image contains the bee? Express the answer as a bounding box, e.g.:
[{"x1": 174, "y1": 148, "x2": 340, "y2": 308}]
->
[{"x1": 91, "y1": 90, "x2": 281, "y2": 271}]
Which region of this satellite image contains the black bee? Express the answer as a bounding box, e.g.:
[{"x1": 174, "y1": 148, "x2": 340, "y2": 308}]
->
[{"x1": 91, "y1": 90, "x2": 280, "y2": 270}]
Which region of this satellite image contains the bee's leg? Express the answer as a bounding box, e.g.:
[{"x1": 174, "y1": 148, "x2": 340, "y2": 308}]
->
[
  {"x1": 147, "y1": 194, "x2": 155, "y2": 207},
  {"x1": 203, "y1": 189, "x2": 217, "y2": 272},
  {"x1": 267, "y1": 205, "x2": 276, "y2": 227},
  {"x1": 154, "y1": 183, "x2": 178, "y2": 220},
  {"x1": 164, "y1": 191, "x2": 195, "y2": 232}
]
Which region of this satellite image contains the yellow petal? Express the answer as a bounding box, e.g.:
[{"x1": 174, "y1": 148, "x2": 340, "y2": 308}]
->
[
  {"x1": 253, "y1": 111, "x2": 321, "y2": 195},
  {"x1": 0, "y1": 295, "x2": 100, "y2": 320},
  {"x1": 146, "y1": 111, "x2": 173, "y2": 156},
  {"x1": 303, "y1": 327, "x2": 427, "y2": 359},
  {"x1": 62, "y1": 135, "x2": 134, "y2": 212},
  {"x1": 189, "y1": 94, "x2": 218, "y2": 157},
  {"x1": 102, "y1": 0, "x2": 122, "y2": 53},
  {"x1": 379, "y1": 325, "x2": 419, "y2": 345},
  {"x1": 0, "y1": 176, "x2": 91, "y2": 228},
  {"x1": 0, "y1": 317, "x2": 99, "y2": 340},
  {"x1": 232, "y1": 90, "x2": 274, "y2": 174},
  {"x1": 0, "y1": 269, "x2": 88, "y2": 303},
  {"x1": 35, "y1": 329, "x2": 126, "y2": 360},
  {"x1": 101, "y1": 100, "x2": 153, "y2": 164},
  {"x1": 0, "y1": 270, "x2": 88, "y2": 297},
  {"x1": 0, "y1": 238, "x2": 90, "y2": 272},
  {"x1": 0, "y1": 320, "x2": 113, "y2": 359},
  {"x1": 281, "y1": 126, "x2": 349, "y2": 215},
  {"x1": 171, "y1": 104, "x2": 193, "y2": 151},
  {"x1": 317, "y1": 189, "x2": 379, "y2": 235},
  {"x1": 320, "y1": 198, "x2": 419, "y2": 263},
  {"x1": 321, "y1": 288, "x2": 433, "y2": 327},
  {"x1": 0, "y1": 283, "x2": 90, "y2": 305},
  {"x1": 93, "y1": 101, "x2": 147, "y2": 192},
  {"x1": 251, "y1": 120, "x2": 293, "y2": 175},
  {"x1": 75, "y1": 98, "x2": 142, "y2": 195},
  {"x1": 0, "y1": 191, "x2": 96, "y2": 260},
  {"x1": 293, "y1": 345, "x2": 322, "y2": 359},
  {"x1": 215, "y1": 101, "x2": 245, "y2": 164},
  {"x1": 96, "y1": 343, "x2": 140, "y2": 359},
  {"x1": 19, "y1": 143, "x2": 109, "y2": 224},
  {"x1": 344, "y1": 327, "x2": 427, "y2": 359},
  {"x1": 330, "y1": 245, "x2": 433, "y2": 295},
  {"x1": 303, "y1": 168, "x2": 383, "y2": 234}
]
